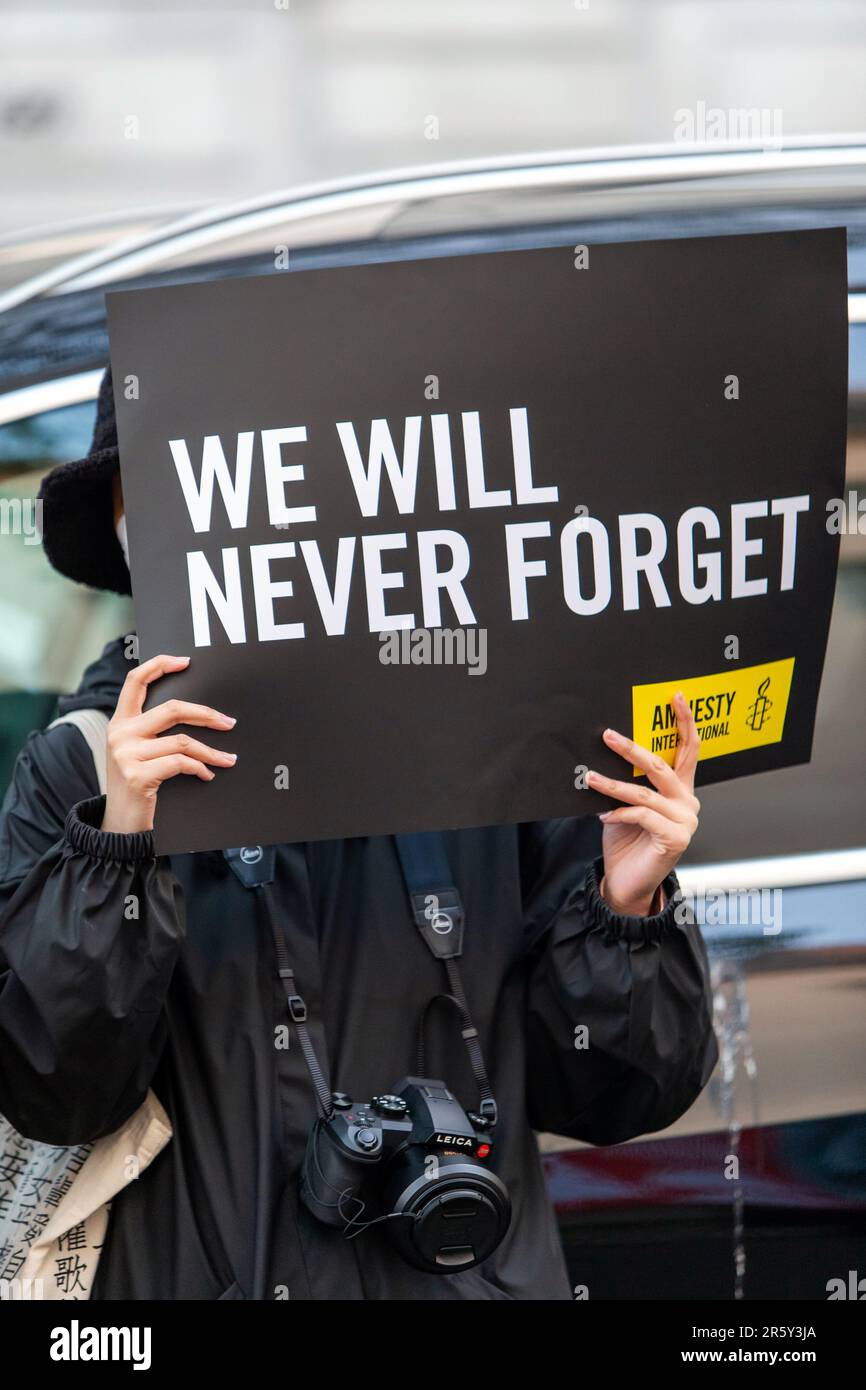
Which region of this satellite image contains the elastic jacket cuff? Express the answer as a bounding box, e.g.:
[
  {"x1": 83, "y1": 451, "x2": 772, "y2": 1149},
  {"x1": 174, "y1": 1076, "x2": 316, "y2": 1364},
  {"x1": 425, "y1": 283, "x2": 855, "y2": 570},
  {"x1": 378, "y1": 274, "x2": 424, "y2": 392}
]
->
[
  {"x1": 65, "y1": 795, "x2": 156, "y2": 864},
  {"x1": 584, "y1": 855, "x2": 683, "y2": 945}
]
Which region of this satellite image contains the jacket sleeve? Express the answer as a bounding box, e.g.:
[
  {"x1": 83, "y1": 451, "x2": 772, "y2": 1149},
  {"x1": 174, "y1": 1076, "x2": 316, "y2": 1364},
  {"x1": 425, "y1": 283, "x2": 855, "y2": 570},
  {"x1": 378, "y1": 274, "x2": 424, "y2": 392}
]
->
[
  {"x1": 520, "y1": 817, "x2": 718, "y2": 1145},
  {"x1": 0, "y1": 725, "x2": 184, "y2": 1145}
]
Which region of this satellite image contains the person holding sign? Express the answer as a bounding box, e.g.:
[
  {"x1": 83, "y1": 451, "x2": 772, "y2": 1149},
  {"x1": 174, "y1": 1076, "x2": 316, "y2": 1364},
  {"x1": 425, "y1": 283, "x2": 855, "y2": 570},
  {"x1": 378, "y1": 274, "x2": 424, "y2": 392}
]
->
[{"x1": 0, "y1": 369, "x2": 716, "y2": 1301}]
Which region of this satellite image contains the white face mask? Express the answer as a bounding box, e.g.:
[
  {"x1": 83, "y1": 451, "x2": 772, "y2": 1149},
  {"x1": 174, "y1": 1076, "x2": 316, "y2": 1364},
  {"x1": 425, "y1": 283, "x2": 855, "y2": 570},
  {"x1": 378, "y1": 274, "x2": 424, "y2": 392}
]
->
[{"x1": 116, "y1": 512, "x2": 129, "y2": 568}]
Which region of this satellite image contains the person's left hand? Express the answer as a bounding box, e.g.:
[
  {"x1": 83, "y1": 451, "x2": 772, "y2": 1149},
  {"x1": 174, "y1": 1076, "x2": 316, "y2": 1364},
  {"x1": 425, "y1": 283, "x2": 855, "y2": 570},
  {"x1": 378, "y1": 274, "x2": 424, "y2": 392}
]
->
[{"x1": 586, "y1": 691, "x2": 701, "y2": 917}]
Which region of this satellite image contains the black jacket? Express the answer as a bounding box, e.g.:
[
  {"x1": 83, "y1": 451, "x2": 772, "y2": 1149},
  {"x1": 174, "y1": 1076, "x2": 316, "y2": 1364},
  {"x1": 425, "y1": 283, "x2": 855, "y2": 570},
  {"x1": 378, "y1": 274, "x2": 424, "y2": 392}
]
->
[{"x1": 0, "y1": 637, "x2": 718, "y2": 1300}]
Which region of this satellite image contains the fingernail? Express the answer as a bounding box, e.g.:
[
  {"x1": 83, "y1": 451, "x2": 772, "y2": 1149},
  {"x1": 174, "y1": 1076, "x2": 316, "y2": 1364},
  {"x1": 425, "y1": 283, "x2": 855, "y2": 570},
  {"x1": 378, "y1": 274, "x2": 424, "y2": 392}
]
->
[
  {"x1": 604, "y1": 728, "x2": 623, "y2": 741},
  {"x1": 599, "y1": 811, "x2": 613, "y2": 821},
  {"x1": 586, "y1": 769, "x2": 597, "y2": 785},
  {"x1": 221, "y1": 715, "x2": 237, "y2": 727},
  {"x1": 224, "y1": 753, "x2": 237, "y2": 763}
]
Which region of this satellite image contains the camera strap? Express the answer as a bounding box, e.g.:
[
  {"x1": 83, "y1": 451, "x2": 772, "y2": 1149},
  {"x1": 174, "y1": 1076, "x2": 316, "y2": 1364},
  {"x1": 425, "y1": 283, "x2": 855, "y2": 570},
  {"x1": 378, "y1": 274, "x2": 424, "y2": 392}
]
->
[
  {"x1": 267, "y1": 893, "x2": 335, "y2": 1122},
  {"x1": 394, "y1": 833, "x2": 498, "y2": 1128},
  {"x1": 224, "y1": 845, "x2": 334, "y2": 1121},
  {"x1": 225, "y1": 837, "x2": 498, "y2": 1128}
]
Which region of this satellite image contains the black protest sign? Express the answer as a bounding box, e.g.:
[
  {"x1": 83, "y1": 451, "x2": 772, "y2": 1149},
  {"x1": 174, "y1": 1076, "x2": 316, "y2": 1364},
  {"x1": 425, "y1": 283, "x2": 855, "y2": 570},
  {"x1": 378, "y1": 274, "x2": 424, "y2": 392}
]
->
[{"x1": 106, "y1": 229, "x2": 848, "y2": 855}]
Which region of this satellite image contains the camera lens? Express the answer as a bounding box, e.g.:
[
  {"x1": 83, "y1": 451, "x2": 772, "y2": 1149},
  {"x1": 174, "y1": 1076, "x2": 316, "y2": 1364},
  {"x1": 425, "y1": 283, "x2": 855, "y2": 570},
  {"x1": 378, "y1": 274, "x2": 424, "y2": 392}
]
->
[
  {"x1": 413, "y1": 1186, "x2": 502, "y2": 1268},
  {"x1": 383, "y1": 1152, "x2": 511, "y2": 1274}
]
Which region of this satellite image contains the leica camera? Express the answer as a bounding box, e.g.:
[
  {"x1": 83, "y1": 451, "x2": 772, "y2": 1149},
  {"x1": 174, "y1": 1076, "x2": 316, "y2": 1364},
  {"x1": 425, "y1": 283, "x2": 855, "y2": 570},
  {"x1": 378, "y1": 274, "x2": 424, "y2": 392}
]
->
[{"x1": 300, "y1": 1076, "x2": 511, "y2": 1273}]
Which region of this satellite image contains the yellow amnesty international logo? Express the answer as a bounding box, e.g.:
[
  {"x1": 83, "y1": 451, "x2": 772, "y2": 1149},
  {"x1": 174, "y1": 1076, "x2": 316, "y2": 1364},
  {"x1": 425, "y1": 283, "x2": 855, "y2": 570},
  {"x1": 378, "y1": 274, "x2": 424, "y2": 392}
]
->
[{"x1": 631, "y1": 658, "x2": 795, "y2": 772}]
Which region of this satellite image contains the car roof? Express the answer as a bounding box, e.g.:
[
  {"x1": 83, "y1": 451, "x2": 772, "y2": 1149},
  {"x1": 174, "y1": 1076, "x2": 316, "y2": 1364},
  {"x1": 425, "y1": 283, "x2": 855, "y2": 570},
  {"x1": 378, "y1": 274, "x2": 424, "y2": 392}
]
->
[{"x1": 2, "y1": 139, "x2": 866, "y2": 410}]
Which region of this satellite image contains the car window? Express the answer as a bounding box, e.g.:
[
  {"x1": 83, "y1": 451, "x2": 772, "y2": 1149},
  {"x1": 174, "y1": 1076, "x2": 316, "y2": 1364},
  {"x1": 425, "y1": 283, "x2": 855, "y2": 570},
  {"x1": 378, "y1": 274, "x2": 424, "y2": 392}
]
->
[{"x1": 0, "y1": 401, "x2": 133, "y2": 790}]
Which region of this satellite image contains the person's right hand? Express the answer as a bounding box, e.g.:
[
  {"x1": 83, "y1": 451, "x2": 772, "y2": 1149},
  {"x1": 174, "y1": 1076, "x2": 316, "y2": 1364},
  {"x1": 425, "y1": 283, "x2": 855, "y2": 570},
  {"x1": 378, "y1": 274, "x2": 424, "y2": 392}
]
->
[{"x1": 102, "y1": 654, "x2": 237, "y2": 834}]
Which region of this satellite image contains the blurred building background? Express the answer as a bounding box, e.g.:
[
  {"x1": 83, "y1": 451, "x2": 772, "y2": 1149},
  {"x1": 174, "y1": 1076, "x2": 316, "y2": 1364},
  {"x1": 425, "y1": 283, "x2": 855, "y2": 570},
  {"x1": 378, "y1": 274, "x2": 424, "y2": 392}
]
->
[{"x1": 2, "y1": 0, "x2": 866, "y2": 233}]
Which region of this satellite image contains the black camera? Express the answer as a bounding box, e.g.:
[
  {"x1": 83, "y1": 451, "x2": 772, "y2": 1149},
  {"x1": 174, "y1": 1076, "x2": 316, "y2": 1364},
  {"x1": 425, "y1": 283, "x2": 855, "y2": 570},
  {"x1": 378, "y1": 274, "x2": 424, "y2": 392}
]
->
[{"x1": 300, "y1": 1076, "x2": 511, "y2": 1273}]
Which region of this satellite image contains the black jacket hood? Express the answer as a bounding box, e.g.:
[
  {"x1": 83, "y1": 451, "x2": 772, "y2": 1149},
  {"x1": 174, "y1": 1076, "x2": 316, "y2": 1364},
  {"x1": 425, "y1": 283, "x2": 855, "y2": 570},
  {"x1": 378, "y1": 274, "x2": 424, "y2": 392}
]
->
[{"x1": 55, "y1": 634, "x2": 130, "y2": 718}]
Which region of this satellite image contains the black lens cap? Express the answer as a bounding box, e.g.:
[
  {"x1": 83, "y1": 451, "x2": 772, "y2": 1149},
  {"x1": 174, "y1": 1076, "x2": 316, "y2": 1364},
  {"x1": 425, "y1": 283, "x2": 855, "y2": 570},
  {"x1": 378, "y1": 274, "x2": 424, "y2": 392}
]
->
[{"x1": 416, "y1": 1188, "x2": 499, "y2": 1268}]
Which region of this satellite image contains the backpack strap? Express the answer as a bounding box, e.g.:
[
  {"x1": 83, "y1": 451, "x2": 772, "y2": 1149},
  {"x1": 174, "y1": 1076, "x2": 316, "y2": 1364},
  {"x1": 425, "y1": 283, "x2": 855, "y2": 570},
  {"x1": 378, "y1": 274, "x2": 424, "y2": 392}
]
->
[
  {"x1": 394, "y1": 833, "x2": 498, "y2": 1126},
  {"x1": 48, "y1": 708, "x2": 110, "y2": 795}
]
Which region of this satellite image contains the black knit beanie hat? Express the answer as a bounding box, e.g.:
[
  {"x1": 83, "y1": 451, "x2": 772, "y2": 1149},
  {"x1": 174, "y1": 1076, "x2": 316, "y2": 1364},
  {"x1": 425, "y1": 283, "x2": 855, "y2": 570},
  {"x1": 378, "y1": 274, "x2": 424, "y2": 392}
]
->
[{"x1": 38, "y1": 366, "x2": 131, "y2": 595}]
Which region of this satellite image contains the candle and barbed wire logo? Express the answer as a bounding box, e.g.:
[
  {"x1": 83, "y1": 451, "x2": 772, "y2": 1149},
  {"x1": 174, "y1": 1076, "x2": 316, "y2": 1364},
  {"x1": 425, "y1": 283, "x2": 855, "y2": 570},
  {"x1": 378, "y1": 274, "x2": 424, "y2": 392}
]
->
[
  {"x1": 745, "y1": 676, "x2": 774, "y2": 733},
  {"x1": 632, "y1": 659, "x2": 794, "y2": 766}
]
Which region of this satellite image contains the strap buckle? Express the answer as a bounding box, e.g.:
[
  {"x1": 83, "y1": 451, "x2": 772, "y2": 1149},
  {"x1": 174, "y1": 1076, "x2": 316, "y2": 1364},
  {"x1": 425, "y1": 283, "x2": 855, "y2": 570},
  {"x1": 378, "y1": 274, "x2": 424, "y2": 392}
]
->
[
  {"x1": 287, "y1": 995, "x2": 308, "y2": 1024},
  {"x1": 480, "y1": 1097, "x2": 499, "y2": 1127}
]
